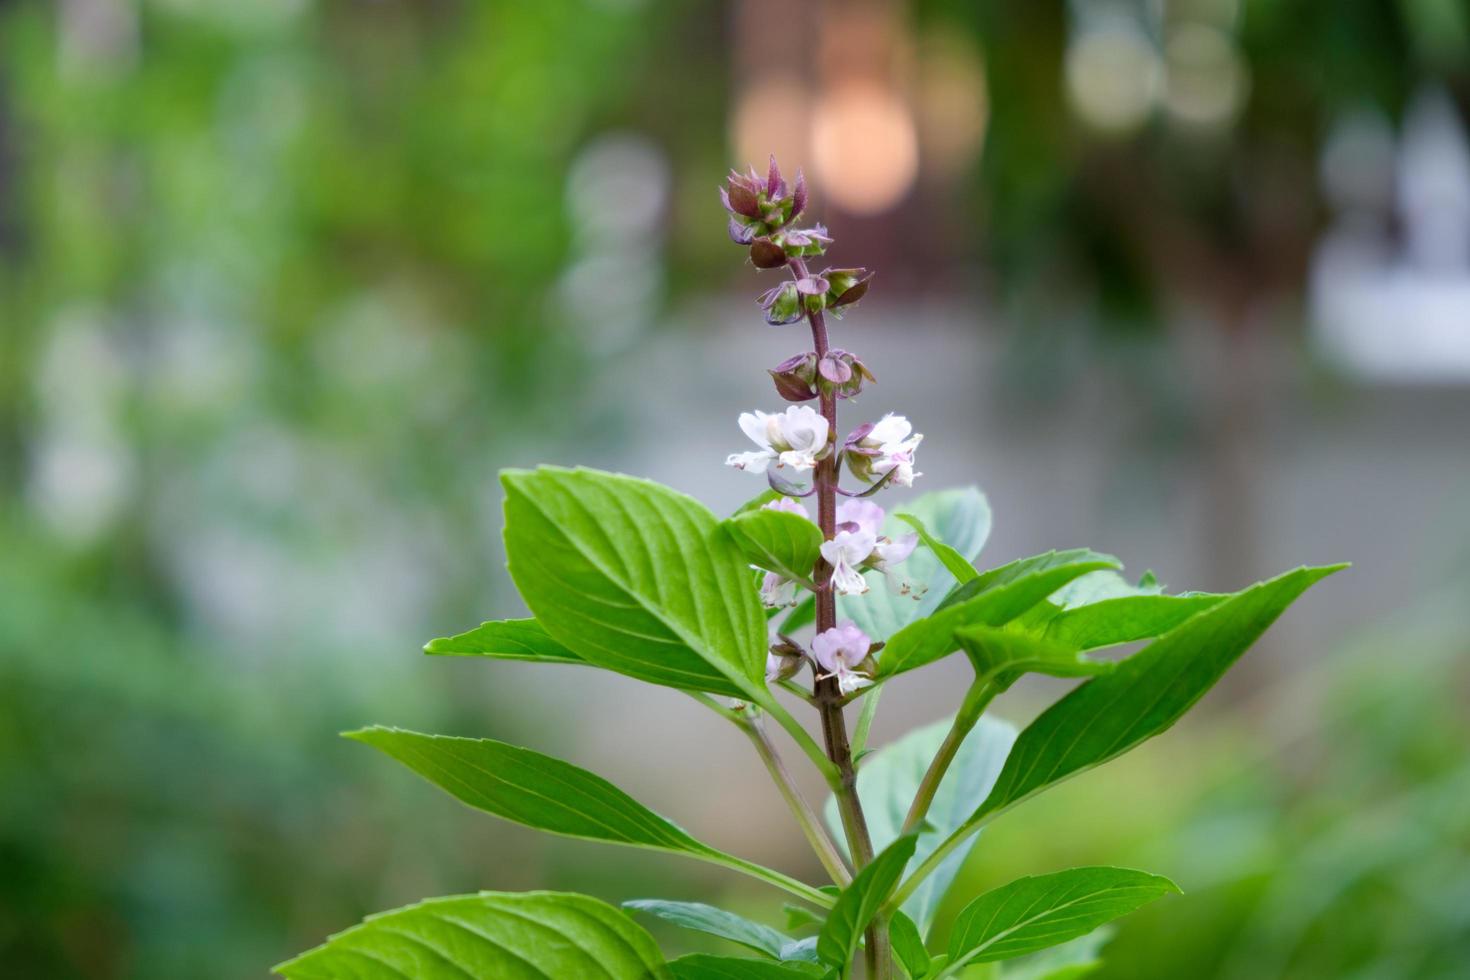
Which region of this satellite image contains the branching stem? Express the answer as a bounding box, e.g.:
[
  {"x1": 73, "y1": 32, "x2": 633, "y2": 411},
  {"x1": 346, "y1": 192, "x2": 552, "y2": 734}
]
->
[
  {"x1": 900, "y1": 678, "x2": 999, "y2": 835},
  {"x1": 744, "y1": 715, "x2": 853, "y2": 886}
]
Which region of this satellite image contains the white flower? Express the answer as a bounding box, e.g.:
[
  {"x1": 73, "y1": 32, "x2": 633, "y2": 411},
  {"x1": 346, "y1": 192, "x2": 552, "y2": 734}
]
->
[
  {"x1": 847, "y1": 413, "x2": 923, "y2": 487},
  {"x1": 811, "y1": 621, "x2": 874, "y2": 694},
  {"x1": 872, "y1": 532, "x2": 922, "y2": 595},
  {"x1": 759, "y1": 570, "x2": 799, "y2": 608},
  {"x1": 726, "y1": 406, "x2": 830, "y2": 474},
  {"x1": 835, "y1": 499, "x2": 885, "y2": 537},
  {"x1": 820, "y1": 528, "x2": 876, "y2": 596}
]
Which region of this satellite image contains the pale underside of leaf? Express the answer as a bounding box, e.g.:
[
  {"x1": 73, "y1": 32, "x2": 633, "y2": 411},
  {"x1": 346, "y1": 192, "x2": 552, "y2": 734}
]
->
[
  {"x1": 623, "y1": 900, "x2": 792, "y2": 960},
  {"x1": 828, "y1": 716, "x2": 1016, "y2": 936}
]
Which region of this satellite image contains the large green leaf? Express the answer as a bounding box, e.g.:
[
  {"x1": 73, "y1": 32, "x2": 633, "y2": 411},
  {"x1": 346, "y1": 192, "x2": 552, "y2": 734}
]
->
[
  {"x1": 274, "y1": 890, "x2": 670, "y2": 979},
  {"x1": 424, "y1": 618, "x2": 585, "y2": 664},
  {"x1": 839, "y1": 488, "x2": 991, "y2": 641},
  {"x1": 666, "y1": 954, "x2": 824, "y2": 979},
  {"x1": 942, "y1": 868, "x2": 1178, "y2": 972},
  {"x1": 502, "y1": 467, "x2": 766, "y2": 699},
  {"x1": 877, "y1": 551, "x2": 1121, "y2": 679},
  {"x1": 817, "y1": 834, "x2": 919, "y2": 972},
  {"x1": 349, "y1": 727, "x2": 828, "y2": 906},
  {"x1": 1032, "y1": 593, "x2": 1226, "y2": 651},
  {"x1": 723, "y1": 508, "x2": 822, "y2": 587},
  {"x1": 970, "y1": 565, "x2": 1344, "y2": 825},
  {"x1": 828, "y1": 717, "x2": 1016, "y2": 936},
  {"x1": 624, "y1": 900, "x2": 791, "y2": 959}
]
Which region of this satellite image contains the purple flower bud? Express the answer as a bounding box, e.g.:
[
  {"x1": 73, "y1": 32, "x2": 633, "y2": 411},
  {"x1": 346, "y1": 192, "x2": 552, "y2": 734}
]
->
[
  {"x1": 844, "y1": 421, "x2": 876, "y2": 448},
  {"x1": 791, "y1": 170, "x2": 807, "y2": 220},
  {"x1": 823, "y1": 268, "x2": 874, "y2": 310},
  {"x1": 728, "y1": 217, "x2": 757, "y2": 245},
  {"x1": 758, "y1": 282, "x2": 804, "y2": 325},
  {"x1": 766, "y1": 154, "x2": 786, "y2": 199},
  {"x1": 818, "y1": 354, "x2": 852, "y2": 384},
  {"x1": 750, "y1": 237, "x2": 788, "y2": 269},
  {"x1": 769, "y1": 351, "x2": 819, "y2": 401},
  {"x1": 795, "y1": 276, "x2": 829, "y2": 296},
  {"x1": 723, "y1": 170, "x2": 763, "y2": 218},
  {"x1": 817, "y1": 349, "x2": 874, "y2": 400}
]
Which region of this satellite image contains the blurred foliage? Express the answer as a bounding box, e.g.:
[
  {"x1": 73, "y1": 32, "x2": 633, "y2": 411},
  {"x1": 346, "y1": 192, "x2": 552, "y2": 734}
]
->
[
  {"x1": 1, "y1": 0, "x2": 1466, "y2": 977},
  {"x1": 0, "y1": 1, "x2": 729, "y2": 976}
]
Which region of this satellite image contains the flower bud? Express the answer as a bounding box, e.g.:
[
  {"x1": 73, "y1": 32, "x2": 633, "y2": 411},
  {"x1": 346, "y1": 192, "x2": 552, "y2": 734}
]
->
[
  {"x1": 728, "y1": 217, "x2": 756, "y2": 245},
  {"x1": 722, "y1": 168, "x2": 764, "y2": 219},
  {"x1": 749, "y1": 237, "x2": 788, "y2": 269},
  {"x1": 780, "y1": 225, "x2": 833, "y2": 258},
  {"x1": 796, "y1": 275, "x2": 829, "y2": 314},
  {"x1": 769, "y1": 351, "x2": 818, "y2": 401},
  {"x1": 824, "y1": 268, "x2": 873, "y2": 310},
  {"x1": 816, "y1": 349, "x2": 874, "y2": 400},
  {"x1": 757, "y1": 282, "x2": 804, "y2": 326}
]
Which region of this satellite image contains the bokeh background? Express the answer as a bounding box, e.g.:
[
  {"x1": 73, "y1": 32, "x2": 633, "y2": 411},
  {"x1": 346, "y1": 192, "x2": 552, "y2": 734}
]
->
[{"x1": 2, "y1": 1, "x2": 1468, "y2": 977}]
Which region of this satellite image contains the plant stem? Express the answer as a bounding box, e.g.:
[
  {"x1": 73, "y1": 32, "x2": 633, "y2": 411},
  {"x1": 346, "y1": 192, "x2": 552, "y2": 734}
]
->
[
  {"x1": 851, "y1": 685, "x2": 883, "y2": 759},
  {"x1": 745, "y1": 716, "x2": 852, "y2": 886},
  {"x1": 757, "y1": 691, "x2": 842, "y2": 786},
  {"x1": 900, "y1": 679, "x2": 998, "y2": 835},
  {"x1": 792, "y1": 255, "x2": 892, "y2": 979}
]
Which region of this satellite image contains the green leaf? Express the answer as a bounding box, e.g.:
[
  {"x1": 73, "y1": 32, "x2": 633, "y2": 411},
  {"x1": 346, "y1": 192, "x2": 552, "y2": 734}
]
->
[
  {"x1": 877, "y1": 551, "x2": 1121, "y2": 680},
  {"x1": 1034, "y1": 593, "x2": 1226, "y2": 651},
  {"x1": 889, "y1": 910, "x2": 931, "y2": 979},
  {"x1": 828, "y1": 717, "x2": 1016, "y2": 936},
  {"x1": 667, "y1": 954, "x2": 825, "y2": 979},
  {"x1": 817, "y1": 834, "x2": 920, "y2": 971},
  {"x1": 783, "y1": 904, "x2": 825, "y2": 931},
  {"x1": 733, "y1": 488, "x2": 785, "y2": 515},
  {"x1": 424, "y1": 618, "x2": 585, "y2": 665},
  {"x1": 348, "y1": 727, "x2": 829, "y2": 906},
  {"x1": 502, "y1": 467, "x2": 767, "y2": 699},
  {"x1": 944, "y1": 868, "x2": 1178, "y2": 970},
  {"x1": 273, "y1": 890, "x2": 670, "y2": 979},
  {"x1": 895, "y1": 513, "x2": 978, "y2": 585},
  {"x1": 724, "y1": 508, "x2": 823, "y2": 587},
  {"x1": 970, "y1": 565, "x2": 1345, "y2": 825},
  {"x1": 840, "y1": 488, "x2": 991, "y2": 642},
  {"x1": 624, "y1": 900, "x2": 791, "y2": 959},
  {"x1": 779, "y1": 937, "x2": 821, "y2": 963},
  {"x1": 998, "y1": 928, "x2": 1113, "y2": 980},
  {"x1": 955, "y1": 626, "x2": 1112, "y2": 688}
]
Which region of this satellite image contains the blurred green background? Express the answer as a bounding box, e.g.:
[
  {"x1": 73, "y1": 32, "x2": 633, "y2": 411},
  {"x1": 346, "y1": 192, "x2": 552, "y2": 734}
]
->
[{"x1": 2, "y1": 1, "x2": 1468, "y2": 977}]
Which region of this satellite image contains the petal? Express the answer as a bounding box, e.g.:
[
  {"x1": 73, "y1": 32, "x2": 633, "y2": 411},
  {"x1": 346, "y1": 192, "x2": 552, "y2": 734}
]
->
[
  {"x1": 726, "y1": 450, "x2": 774, "y2": 472},
  {"x1": 739, "y1": 411, "x2": 772, "y2": 448}
]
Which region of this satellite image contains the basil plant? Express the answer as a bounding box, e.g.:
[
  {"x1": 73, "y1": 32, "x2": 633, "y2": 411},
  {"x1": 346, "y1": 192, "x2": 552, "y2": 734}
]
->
[{"x1": 276, "y1": 158, "x2": 1342, "y2": 980}]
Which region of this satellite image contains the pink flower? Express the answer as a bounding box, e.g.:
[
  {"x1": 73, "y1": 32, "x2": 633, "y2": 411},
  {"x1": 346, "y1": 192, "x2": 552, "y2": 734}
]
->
[
  {"x1": 811, "y1": 621, "x2": 874, "y2": 694},
  {"x1": 820, "y1": 529, "x2": 877, "y2": 596}
]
